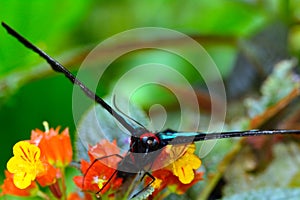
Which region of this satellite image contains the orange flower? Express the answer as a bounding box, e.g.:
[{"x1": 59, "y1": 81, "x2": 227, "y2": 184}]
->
[
  {"x1": 31, "y1": 122, "x2": 72, "y2": 167},
  {"x1": 1, "y1": 170, "x2": 38, "y2": 197},
  {"x1": 3, "y1": 123, "x2": 73, "y2": 200},
  {"x1": 74, "y1": 140, "x2": 123, "y2": 194}
]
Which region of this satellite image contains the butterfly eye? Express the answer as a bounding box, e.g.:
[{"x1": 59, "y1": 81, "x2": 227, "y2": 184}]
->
[
  {"x1": 141, "y1": 136, "x2": 149, "y2": 145},
  {"x1": 141, "y1": 135, "x2": 158, "y2": 149},
  {"x1": 147, "y1": 139, "x2": 153, "y2": 145},
  {"x1": 141, "y1": 136, "x2": 159, "y2": 150}
]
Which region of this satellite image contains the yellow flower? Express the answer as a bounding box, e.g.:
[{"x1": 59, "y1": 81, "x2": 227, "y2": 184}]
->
[
  {"x1": 7, "y1": 141, "x2": 45, "y2": 189},
  {"x1": 168, "y1": 144, "x2": 201, "y2": 184}
]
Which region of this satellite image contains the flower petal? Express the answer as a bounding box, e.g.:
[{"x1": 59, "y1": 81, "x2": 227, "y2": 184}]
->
[
  {"x1": 6, "y1": 141, "x2": 45, "y2": 189},
  {"x1": 167, "y1": 144, "x2": 202, "y2": 184},
  {"x1": 13, "y1": 141, "x2": 40, "y2": 163},
  {"x1": 31, "y1": 127, "x2": 72, "y2": 167},
  {"x1": 13, "y1": 171, "x2": 34, "y2": 189},
  {"x1": 1, "y1": 170, "x2": 38, "y2": 197}
]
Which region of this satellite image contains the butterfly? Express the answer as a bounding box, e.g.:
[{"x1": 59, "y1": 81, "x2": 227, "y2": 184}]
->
[{"x1": 3, "y1": 22, "x2": 300, "y2": 199}]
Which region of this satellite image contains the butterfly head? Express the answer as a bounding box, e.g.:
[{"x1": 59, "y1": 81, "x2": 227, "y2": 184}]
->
[{"x1": 130, "y1": 132, "x2": 161, "y2": 154}]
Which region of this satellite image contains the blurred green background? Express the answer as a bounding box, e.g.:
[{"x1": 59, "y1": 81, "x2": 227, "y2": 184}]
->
[{"x1": 1, "y1": 0, "x2": 300, "y2": 199}]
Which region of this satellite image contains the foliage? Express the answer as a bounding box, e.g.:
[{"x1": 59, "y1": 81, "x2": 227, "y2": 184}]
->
[{"x1": 1, "y1": 0, "x2": 300, "y2": 199}]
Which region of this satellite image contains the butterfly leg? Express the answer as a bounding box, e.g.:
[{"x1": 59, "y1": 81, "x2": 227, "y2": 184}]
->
[
  {"x1": 130, "y1": 171, "x2": 155, "y2": 199},
  {"x1": 96, "y1": 169, "x2": 119, "y2": 197},
  {"x1": 83, "y1": 154, "x2": 123, "y2": 190}
]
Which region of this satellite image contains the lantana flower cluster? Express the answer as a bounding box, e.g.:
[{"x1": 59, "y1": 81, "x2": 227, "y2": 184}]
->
[
  {"x1": 1, "y1": 122, "x2": 72, "y2": 199},
  {"x1": 1, "y1": 123, "x2": 203, "y2": 199}
]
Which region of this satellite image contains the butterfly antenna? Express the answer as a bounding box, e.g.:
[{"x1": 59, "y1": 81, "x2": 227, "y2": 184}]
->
[
  {"x1": 2, "y1": 22, "x2": 136, "y2": 134},
  {"x1": 112, "y1": 95, "x2": 148, "y2": 132}
]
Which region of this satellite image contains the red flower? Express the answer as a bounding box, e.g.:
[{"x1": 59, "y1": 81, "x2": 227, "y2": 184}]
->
[
  {"x1": 67, "y1": 192, "x2": 93, "y2": 200},
  {"x1": 88, "y1": 140, "x2": 121, "y2": 169},
  {"x1": 35, "y1": 161, "x2": 58, "y2": 187},
  {"x1": 31, "y1": 125, "x2": 72, "y2": 167},
  {"x1": 74, "y1": 140, "x2": 123, "y2": 194}
]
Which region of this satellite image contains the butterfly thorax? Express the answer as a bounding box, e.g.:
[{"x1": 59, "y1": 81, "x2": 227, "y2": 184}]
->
[{"x1": 115, "y1": 132, "x2": 163, "y2": 172}]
